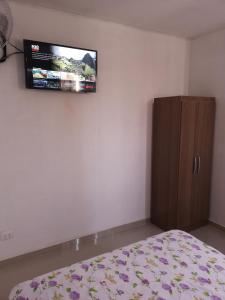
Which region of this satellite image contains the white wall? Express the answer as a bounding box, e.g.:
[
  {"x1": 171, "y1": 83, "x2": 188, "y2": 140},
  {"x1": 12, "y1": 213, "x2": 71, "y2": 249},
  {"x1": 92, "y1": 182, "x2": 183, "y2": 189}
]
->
[
  {"x1": 189, "y1": 29, "x2": 225, "y2": 227},
  {"x1": 0, "y1": 2, "x2": 189, "y2": 261}
]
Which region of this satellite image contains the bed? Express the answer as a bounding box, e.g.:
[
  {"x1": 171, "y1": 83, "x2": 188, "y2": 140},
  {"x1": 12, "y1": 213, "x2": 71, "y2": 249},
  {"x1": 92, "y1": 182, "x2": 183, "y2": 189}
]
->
[{"x1": 9, "y1": 230, "x2": 225, "y2": 300}]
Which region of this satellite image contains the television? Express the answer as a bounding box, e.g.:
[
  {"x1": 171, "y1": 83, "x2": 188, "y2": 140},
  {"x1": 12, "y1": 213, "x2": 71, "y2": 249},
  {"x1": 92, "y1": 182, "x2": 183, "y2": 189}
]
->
[{"x1": 23, "y1": 39, "x2": 97, "y2": 93}]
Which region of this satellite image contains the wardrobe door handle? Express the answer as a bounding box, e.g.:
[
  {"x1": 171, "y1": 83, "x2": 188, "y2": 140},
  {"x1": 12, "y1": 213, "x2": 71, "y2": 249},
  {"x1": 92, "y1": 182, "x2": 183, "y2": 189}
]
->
[
  {"x1": 193, "y1": 156, "x2": 197, "y2": 175},
  {"x1": 197, "y1": 156, "x2": 201, "y2": 174}
]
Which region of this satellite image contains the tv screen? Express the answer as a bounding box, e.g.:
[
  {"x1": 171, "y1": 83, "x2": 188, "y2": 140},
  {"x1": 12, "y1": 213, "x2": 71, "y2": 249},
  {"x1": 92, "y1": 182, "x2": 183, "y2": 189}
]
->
[{"x1": 23, "y1": 40, "x2": 97, "y2": 93}]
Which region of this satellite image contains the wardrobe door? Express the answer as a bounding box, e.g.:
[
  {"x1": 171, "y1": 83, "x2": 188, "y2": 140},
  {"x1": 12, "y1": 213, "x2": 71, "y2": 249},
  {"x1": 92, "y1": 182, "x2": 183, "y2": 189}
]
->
[
  {"x1": 191, "y1": 100, "x2": 215, "y2": 227},
  {"x1": 151, "y1": 98, "x2": 181, "y2": 230},
  {"x1": 177, "y1": 100, "x2": 198, "y2": 230}
]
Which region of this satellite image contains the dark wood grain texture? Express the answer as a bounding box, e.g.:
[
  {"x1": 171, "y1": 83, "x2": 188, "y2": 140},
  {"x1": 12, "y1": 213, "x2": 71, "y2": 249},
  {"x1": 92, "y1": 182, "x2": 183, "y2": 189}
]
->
[
  {"x1": 191, "y1": 99, "x2": 215, "y2": 229},
  {"x1": 151, "y1": 97, "x2": 181, "y2": 230},
  {"x1": 151, "y1": 96, "x2": 215, "y2": 231},
  {"x1": 177, "y1": 100, "x2": 197, "y2": 230}
]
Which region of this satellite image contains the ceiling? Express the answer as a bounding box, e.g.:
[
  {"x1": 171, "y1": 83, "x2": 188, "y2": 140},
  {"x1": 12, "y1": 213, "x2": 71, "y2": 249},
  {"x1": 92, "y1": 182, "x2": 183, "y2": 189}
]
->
[{"x1": 11, "y1": 0, "x2": 225, "y2": 38}]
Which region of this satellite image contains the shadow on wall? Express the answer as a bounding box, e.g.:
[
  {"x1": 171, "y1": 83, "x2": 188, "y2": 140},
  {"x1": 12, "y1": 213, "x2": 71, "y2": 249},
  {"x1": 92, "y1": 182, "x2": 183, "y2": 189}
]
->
[
  {"x1": 12, "y1": 38, "x2": 24, "y2": 89},
  {"x1": 145, "y1": 99, "x2": 154, "y2": 219}
]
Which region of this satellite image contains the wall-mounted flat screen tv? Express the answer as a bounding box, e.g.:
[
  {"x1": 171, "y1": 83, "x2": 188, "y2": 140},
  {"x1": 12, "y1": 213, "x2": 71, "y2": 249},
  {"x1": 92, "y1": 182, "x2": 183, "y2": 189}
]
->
[{"x1": 24, "y1": 39, "x2": 97, "y2": 93}]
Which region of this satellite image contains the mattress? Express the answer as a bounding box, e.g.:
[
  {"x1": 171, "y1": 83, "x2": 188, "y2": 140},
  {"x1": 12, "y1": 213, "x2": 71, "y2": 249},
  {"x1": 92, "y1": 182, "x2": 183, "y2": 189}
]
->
[{"x1": 9, "y1": 230, "x2": 225, "y2": 300}]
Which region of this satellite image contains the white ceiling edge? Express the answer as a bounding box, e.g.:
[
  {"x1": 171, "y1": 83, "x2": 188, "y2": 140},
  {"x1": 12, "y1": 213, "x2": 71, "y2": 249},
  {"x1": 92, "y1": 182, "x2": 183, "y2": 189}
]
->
[
  {"x1": 9, "y1": 0, "x2": 225, "y2": 40},
  {"x1": 9, "y1": 0, "x2": 188, "y2": 40},
  {"x1": 191, "y1": 26, "x2": 225, "y2": 41}
]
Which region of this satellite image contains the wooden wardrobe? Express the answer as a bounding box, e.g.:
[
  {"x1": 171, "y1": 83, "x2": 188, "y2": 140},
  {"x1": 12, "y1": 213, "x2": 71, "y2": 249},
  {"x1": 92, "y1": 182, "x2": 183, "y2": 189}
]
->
[{"x1": 151, "y1": 96, "x2": 215, "y2": 231}]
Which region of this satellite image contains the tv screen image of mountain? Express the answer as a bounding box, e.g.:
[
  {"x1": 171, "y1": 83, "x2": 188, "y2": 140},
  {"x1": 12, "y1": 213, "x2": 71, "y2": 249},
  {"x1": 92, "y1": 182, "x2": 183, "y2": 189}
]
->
[{"x1": 24, "y1": 40, "x2": 97, "y2": 93}]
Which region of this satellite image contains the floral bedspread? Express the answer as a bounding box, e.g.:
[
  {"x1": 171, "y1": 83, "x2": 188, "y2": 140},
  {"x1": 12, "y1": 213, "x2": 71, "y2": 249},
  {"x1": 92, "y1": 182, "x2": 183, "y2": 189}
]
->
[{"x1": 9, "y1": 230, "x2": 225, "y2": 300}]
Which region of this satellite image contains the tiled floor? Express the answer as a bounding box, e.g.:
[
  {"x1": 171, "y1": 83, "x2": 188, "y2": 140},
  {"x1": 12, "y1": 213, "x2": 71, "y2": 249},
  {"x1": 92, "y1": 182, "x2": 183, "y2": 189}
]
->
[{"x1": 1, "y1": 223, "x2": 225, "y2": 299}]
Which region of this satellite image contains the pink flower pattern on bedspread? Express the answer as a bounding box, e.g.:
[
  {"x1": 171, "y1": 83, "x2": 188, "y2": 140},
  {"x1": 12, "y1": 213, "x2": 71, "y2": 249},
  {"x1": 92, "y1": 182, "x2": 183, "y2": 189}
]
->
[{"x1": 9, "y1": 230, "x2": 225, "y2": 300}]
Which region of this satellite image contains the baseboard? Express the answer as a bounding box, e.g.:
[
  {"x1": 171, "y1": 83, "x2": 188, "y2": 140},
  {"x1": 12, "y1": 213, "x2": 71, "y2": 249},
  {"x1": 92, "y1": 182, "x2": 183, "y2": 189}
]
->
[
  {"x1": 0, "y1": 218, "x2": 150, "y2": 266},
  {"x1": 209, "y1": 221, "x2": 225, "y2": 232}
]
